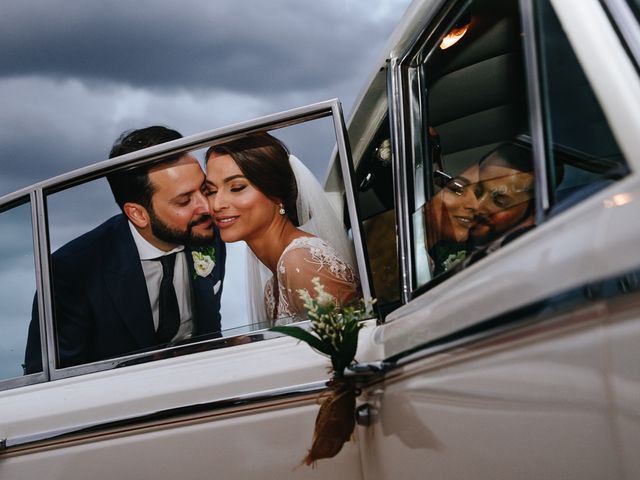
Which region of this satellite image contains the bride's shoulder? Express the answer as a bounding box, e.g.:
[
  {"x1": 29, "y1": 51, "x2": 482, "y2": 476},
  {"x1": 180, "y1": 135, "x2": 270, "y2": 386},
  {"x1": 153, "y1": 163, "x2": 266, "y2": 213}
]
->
[
  {"x1": 278, "y1": 236, "x2": 343, "y2": 275},
  {"x1": 282, "y1": 235, "x2": 334, "y2": 257}
]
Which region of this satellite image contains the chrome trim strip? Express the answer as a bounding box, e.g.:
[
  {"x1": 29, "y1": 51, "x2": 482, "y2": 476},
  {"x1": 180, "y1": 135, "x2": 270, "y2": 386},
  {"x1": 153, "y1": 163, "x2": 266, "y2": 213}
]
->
[
  {"x1": 520, "y1": 0, "x2": 551, "y2": 221},
  {"x1": 388, "y1": 58, "x2": 413, "y2": 304},
  {"x1": 33, "y1": 188, "x2": 57, "y2": 378},
  {"x1": 331, "y1": 102, "x2": 373, "y2": 302},
  {"x1": 0, "y1": 380, "x2": 328, "y2": 453}
]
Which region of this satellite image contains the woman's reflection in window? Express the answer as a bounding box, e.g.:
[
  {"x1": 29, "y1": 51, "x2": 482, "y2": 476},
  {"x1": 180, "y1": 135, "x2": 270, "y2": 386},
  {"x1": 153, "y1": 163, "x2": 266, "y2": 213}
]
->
[{"x1": 425, "y1": 164, "x2": 479, "y2": 275}]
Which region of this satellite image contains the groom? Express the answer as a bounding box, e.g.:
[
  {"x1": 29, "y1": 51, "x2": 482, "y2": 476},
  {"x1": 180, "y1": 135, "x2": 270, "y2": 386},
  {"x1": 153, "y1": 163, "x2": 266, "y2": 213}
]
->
[{"x1": 24, "y1": 126, "x2": 225, "y2": 373}]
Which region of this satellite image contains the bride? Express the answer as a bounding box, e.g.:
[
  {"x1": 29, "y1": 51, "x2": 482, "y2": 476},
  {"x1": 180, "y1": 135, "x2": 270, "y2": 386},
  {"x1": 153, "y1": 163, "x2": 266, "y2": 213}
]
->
[{"x1": 204, "y1": 133, "x2": 360, "y2": 327}]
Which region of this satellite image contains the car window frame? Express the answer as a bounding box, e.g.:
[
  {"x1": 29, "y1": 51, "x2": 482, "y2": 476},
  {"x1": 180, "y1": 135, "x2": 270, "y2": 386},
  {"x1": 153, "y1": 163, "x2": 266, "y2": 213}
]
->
[
  {"x1": 383, "y1": 0, "x2": 639, "y2": 307},
  {"x1": 383, "y1": 0, "x2": 549, "y2": 300},
  {"x1": 0, "y1": 99, "x2": 371, "y2": 391}
]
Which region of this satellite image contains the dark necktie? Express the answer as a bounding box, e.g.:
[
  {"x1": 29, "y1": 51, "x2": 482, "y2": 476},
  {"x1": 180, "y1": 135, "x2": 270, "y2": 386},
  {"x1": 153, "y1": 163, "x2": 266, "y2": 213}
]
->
[{"x1": 156, "y1": 253, "x2": 180, "y2": 343}]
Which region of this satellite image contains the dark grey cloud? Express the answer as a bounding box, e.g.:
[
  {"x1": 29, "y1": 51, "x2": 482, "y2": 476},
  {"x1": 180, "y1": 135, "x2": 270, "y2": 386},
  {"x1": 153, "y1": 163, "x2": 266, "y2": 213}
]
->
[
  {"x1": 0, "y1": 0, "x2": 411, "y2": 197},
  {"x1": 0, "y1": 0, "x2": 400, "y2": 93}
]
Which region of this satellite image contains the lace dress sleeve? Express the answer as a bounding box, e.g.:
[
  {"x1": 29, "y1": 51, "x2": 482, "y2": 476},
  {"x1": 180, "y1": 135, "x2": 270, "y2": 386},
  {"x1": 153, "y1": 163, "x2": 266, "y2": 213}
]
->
[{"x1": 277, "y1": 239, "x2": 360, "y2": 317}]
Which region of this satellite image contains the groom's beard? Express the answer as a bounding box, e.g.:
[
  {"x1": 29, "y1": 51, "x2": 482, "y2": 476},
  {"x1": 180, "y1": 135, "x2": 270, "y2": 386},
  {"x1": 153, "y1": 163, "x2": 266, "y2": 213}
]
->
[{"x1": 149, "y1": 209, "x2": 214, "y2": 247}]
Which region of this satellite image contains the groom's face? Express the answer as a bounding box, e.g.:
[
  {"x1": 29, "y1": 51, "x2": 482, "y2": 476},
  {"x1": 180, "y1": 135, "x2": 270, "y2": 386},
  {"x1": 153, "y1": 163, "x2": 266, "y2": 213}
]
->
[{"x1": 146, "y1": 155, "x2": 215, "y2": 247}]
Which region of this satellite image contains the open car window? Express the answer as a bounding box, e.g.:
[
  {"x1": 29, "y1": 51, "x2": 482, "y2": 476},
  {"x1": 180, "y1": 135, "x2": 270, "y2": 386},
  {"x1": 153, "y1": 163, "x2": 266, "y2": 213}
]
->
[{"x1": 1, "y1": 100, "x2": 370, "y2": 389}]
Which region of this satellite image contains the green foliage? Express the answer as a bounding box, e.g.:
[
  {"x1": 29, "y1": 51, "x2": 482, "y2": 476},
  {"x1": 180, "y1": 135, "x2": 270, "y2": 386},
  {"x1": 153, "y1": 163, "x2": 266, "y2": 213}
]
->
[{"x1": 270, "y1": 277, "x2": 373, "y2": 378}]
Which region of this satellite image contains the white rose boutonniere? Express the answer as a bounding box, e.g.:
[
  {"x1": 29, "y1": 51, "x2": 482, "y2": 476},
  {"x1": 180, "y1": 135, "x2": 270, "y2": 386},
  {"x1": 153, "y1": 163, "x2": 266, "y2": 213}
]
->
[
  {"x1": 191, "y1": 246, "x2": 215, "y2": 278},
  {"x1": 442, "y1": 250, "x2": 466, "y2": 271}
]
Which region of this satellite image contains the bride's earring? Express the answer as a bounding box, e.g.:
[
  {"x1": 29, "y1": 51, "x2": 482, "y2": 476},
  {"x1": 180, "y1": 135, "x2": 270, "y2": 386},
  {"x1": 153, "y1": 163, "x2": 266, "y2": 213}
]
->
[{"x1": 278, "y1": 203, "x2": 286, "y2": 215}]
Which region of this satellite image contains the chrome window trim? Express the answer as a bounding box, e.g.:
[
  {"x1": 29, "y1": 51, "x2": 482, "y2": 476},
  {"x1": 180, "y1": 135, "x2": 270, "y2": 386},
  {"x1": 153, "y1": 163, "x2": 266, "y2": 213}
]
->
[
  {"x1": 0, "y1": 99, "x2": 368, "y2": 387},
  {"x1": 47, "y1": 328, "x2": 288, "y2": 379},
  {"x1": 33, "y1": 188, "x2": 56, "y2": 379},
  {"x1": 520, "y1": 0, "x2": 552, "y2": 221},
  {"x1": 602, "y1": 0, "x2": 640, "y2": 67},
  {"x1": 0, "y1": 379, "x2": 328, "y2": 454},
  {"x1": 388, "y1": 58, "x2": 413, "y2": 304},
  {"x1": 331, "y1": 101, "x2": 373, "y2": 302}
]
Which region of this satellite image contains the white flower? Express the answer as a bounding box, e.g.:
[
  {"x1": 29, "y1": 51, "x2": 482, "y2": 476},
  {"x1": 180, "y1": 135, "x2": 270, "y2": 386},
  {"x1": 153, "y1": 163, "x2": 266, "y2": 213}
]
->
[
  {"x1": 192, "y1": 251, "x2": 215, "y2": 277},
  {"x1": 311, "y1": 277, "x2": 335, "y2": 307},
  {"x1": 442, "y1": 250, "x2": 466, "y2": 271},
  {"x1": 297, "y1": 288, "x2": 314, "y2": 308}
]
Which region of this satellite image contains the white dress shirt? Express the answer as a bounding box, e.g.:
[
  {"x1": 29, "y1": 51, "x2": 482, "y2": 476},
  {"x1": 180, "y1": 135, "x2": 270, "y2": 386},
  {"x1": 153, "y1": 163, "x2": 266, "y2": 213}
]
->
[{"x1": 128, "y1": 221, "x2": 194, "y2": 342}]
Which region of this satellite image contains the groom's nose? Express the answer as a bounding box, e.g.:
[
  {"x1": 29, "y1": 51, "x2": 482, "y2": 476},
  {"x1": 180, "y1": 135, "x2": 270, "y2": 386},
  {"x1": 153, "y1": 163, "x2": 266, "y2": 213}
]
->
[{"x1": 192, "y1": 190, "x2": 210, "y2": 214}]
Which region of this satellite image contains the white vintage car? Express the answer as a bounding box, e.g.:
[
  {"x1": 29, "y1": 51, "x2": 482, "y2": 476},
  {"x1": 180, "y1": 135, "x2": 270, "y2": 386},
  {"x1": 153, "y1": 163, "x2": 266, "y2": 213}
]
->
[{"x1": 1, "y1": 0, "x2": 639, "y2": 478}]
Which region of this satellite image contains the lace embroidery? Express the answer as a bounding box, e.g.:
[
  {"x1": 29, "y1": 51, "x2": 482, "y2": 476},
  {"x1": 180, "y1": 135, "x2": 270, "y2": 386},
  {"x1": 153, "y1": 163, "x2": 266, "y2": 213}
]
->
[{"x1": 264, "y1": 237, "x2": 358, "y2": 323}]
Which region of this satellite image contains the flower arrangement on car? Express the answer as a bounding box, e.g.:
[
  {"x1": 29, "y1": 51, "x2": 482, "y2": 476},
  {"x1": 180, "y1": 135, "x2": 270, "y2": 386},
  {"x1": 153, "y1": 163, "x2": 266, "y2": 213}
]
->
[{"x1": 271, "y1": 277, "x2": 373, "y2": 466}]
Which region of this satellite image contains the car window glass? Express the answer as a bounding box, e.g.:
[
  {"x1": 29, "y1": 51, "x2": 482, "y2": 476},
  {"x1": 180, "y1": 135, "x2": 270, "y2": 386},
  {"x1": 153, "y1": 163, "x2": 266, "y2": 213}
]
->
[
  {"x1": 536, "y1": 0, "x2": 629, "y2": 215},
  {"x1": 29, "y1": 116, "x2": 357, "y2": 373},
  {"x1": 38, "y1": 178, "x2": 123, "y2": 370},
  {"x1": 0, "y1": 199, "x2": 39, "y2": 379},
  {"x1": 38, "y1": 163, "x2": 253, "y2": 371},
  {"x1": 355, "y1": 113, "x2": 401, "y2": 313},
  {"x1": 412, "y1": 0, "x2": 532, "y2": 290}
]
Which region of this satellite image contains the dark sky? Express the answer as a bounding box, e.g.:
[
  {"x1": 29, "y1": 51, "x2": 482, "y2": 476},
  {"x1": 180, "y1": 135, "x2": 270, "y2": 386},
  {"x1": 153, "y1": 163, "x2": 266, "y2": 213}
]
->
[
  {"x1": 0, "y1": 0, "x2": 411, "y2": 194},
  {"x1": 0, "y1": 0, "x2": 412, "y2": 379}
]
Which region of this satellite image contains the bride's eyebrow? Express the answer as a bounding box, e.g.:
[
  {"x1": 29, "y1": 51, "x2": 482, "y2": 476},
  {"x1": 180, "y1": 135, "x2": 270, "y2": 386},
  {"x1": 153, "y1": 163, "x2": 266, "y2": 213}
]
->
[{"x1": 223, "y1": 174, "x2": 246, "y2": 183}]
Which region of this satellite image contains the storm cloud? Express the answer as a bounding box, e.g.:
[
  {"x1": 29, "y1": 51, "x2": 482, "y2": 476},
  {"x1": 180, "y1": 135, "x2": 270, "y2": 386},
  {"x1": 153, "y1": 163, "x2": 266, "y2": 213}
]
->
[{"x1": 0, "y1": 0, "x2": 401, "y2": 92}]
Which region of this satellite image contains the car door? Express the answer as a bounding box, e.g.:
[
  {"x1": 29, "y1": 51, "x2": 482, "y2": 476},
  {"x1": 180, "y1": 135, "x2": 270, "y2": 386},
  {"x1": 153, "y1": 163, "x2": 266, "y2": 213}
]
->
[
  {"x1": 347, "y1": 0, "x2": 640, "y2": 478},
  {"x1": 0, "y1": 100, "x2": 375, "y2": 480}
]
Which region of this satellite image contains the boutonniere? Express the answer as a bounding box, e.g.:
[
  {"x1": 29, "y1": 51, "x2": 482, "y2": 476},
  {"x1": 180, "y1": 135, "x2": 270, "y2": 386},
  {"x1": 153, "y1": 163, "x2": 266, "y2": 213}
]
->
[
  {"x1": 191, "y1": 246, "x2": 215, "y2": 278},
  {"x1": 442, "y1": 250, "x2": 466, "y2": 271}
]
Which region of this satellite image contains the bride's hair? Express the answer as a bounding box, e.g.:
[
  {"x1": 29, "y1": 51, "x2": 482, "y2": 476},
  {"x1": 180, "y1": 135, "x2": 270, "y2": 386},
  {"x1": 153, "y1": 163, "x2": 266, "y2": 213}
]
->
[{"x1": 205, "y1": 133, "x2": 300, "y2": 226}]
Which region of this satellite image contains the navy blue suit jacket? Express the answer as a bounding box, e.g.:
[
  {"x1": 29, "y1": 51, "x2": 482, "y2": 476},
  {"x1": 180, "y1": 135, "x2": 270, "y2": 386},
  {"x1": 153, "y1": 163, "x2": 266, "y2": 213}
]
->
[{"x1": 24, "y1": 214, "x2": 225, "y2": 373}]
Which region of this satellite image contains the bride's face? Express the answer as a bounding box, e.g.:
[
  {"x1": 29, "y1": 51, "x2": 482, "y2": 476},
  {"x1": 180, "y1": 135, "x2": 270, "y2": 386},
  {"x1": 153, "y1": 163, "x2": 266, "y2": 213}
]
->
[{"x1": 205, "y1": 153, "x2": 280, "y2": 243}]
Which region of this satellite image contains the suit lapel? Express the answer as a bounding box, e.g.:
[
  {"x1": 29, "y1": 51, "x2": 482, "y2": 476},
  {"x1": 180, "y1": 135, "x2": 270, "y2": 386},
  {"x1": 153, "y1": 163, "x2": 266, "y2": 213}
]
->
[
  {"x1": 187, "y1": 245, "x2": 222, "y2": 335},
  {"x1": 104, "y1": 217, "x2": 156, "y2": 348}
]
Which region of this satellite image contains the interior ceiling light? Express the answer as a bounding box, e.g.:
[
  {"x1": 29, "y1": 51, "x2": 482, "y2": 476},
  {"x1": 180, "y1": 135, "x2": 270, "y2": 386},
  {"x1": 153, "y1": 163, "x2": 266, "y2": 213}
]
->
[{"x1": 439, "y1": 20, "x2": 471, "y2": 50}]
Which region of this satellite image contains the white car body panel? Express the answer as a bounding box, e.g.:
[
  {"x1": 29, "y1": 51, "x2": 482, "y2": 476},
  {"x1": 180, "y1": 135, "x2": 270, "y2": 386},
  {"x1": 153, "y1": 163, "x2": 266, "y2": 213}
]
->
[{"x1": 1, "y1": 0, "x2": 640, "y2": 478}]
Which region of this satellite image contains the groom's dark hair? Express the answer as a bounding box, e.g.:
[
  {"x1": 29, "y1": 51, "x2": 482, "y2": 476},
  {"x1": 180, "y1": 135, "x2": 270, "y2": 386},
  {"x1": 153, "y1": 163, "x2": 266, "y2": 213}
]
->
[{"x1": 107, "y1": 126, "x2": 183, "y2": 212}]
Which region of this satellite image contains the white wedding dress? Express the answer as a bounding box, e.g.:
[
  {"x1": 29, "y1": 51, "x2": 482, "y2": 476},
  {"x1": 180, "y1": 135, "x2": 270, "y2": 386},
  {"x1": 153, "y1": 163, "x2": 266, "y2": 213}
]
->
[{"x1": 264, "y1": 236, "x2": 359, "y2": 325}]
